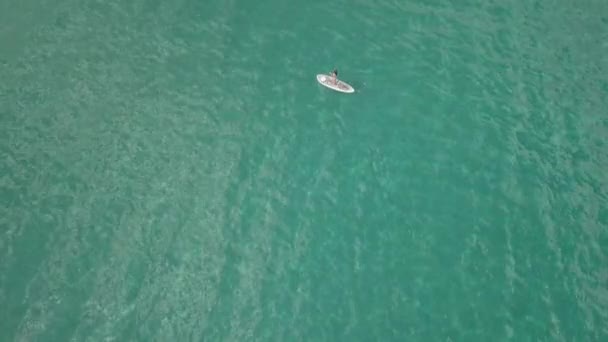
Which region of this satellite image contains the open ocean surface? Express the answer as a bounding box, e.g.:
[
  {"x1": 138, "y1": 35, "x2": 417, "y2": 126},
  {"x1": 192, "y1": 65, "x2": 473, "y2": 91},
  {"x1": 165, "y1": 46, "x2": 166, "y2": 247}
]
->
[{"x1": 1, "y1": 0, "x2": 608, "y2": 341}]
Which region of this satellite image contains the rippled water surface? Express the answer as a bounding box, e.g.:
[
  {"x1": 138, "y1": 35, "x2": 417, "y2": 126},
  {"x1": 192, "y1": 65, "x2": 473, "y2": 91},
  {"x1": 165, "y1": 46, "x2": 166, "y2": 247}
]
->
[{"x1": 1, "y1": 0, "x2": 607, "y2": 341}]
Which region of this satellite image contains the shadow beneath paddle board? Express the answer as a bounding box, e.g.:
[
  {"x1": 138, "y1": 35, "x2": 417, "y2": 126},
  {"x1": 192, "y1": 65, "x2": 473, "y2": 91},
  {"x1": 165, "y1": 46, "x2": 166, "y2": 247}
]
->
[
  {"x1": 351, "y1": 81, "x2": 367, "y2": 93},
  {"x1": 345, "y1": 73, "x2": 369, "y2": 93}
]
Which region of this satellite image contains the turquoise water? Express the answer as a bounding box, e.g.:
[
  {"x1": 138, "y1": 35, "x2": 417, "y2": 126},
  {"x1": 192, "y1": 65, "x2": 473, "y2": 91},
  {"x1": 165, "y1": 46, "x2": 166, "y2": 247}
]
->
[{"x1": 1, "y1": 0, "x2": 607, "y2": 340}]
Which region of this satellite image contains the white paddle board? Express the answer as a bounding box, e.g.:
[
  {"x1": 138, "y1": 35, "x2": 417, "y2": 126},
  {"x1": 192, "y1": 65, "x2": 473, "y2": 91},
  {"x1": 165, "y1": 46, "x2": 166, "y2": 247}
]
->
[{"x1": 316, "y1": 74, "x2": 355, "y2": 93}]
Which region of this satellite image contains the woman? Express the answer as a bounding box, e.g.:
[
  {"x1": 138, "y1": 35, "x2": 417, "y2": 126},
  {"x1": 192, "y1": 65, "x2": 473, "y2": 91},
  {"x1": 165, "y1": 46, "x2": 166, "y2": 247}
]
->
[{"x1": 329, "y1": 68, "x2": 338, "y2": 84}]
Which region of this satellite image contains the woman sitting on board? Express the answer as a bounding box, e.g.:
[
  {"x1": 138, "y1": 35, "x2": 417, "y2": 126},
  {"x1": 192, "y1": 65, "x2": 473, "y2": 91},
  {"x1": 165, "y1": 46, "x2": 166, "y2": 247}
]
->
[{"x1": 330, "y1": 68, "x2": 338, "y2": 84}]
